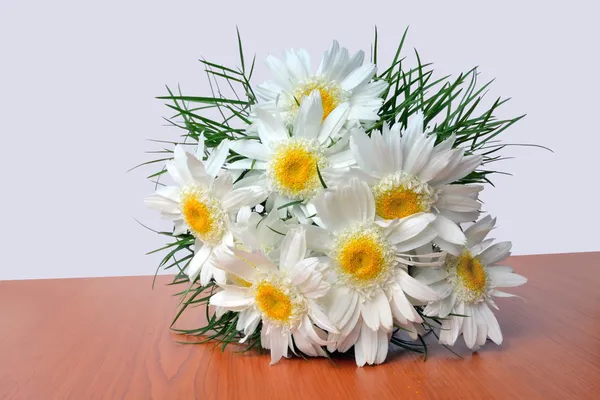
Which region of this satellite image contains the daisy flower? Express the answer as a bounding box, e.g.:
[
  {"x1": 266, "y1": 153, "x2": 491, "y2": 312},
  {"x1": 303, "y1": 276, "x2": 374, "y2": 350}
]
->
[
  {"x1": 229, "y1": 91, "x2": 357, "y2": 216},
  {"x1": 308, "y1": 178, "x2": 441, "y2": 366},
  {"x1": 349, "y1": 112, "x2": 484, "y2": 247},
  {"x1": 414, "y1": 215, "x2": 527, "y2": 350},
  {"x1": 144, "y1": 138, "x2": 270, "y2": 285},
  {"x1": 256, "y1": 40, "x2": 387, "y2": 126},
  {"x1": 209, "y1": 228, "x2": 336, "y2": 365}
]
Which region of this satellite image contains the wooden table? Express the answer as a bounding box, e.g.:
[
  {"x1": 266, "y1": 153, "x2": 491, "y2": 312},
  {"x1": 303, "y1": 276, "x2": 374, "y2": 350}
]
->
[{"x1": 1, "y1": 253, "x2": 599, "y2": 399}]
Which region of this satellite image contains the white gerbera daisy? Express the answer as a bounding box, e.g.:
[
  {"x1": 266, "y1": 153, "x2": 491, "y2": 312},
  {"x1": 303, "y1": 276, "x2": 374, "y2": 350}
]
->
[
  {"x1": 210, "y1": 228, "x2": 336, "y2": 365},
  {"x1": 308, "y1": 178, "x2": 441, "y2": 366},
  {"x1": 144, "y1": 138, "x2": 270, "y2": 285},
  {"x1": 256, "y1": 41, "x2": 387, "y2": 126},
  {"x1": 414, "y1": 215, "x2": 527, "y2": 350},
  {"x1": 229, "y1": 91, "x2": 357, "y2": 216},
  {"x1": 349, "y1": 113, "x2": 484, "y2": 247}
]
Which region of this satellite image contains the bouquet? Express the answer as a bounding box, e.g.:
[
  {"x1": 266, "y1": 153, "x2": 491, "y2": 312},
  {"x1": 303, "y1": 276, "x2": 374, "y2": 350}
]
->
[{"x1": 141, "y1": 29, "x2": 528, "y2": 366}]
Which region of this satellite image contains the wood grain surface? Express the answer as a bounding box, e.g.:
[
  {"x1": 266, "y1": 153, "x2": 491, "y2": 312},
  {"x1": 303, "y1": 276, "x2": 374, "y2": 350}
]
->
[{"x1": 1, "y1": 252, "x2": 599, "y2": 400}]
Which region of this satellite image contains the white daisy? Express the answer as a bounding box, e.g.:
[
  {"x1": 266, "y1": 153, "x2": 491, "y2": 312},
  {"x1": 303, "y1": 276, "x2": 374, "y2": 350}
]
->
[
  {"x1": 308, "y1": 178, "x2": 441, "y2": 366},
  {"x1": 144, "y1": 138, "x2": 270, "y2": 285},
  {"x1": 349, "y1": 112, "x2": 484, "y2": 247},
  {"x1": 229, "y1": 90, "x2": 357, "y2": 216},
  {"x1": 414, "y1": 215, "x2": 527, "y2": 350},
  {"x1": 256, "y1": 40, "x2": 387, "y2": 126},
  {"x1": 209, "y1": 228, "x2": 337, "y2": 365}
]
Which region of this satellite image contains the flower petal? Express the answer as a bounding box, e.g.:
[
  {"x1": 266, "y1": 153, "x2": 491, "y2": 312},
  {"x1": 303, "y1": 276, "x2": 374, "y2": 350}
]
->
[
  {"x1": 397, "y1": 269, "x2": 440, "y2": 302},
  {"x1": 230, "y1": 139, "x2": 269, "y2": 161},
  {"x1": 222, "y1": 186, "x2": 270, "y2": 212},
  {"x1": 279, "y1": 227, "x2": 307, "y2": 271}
]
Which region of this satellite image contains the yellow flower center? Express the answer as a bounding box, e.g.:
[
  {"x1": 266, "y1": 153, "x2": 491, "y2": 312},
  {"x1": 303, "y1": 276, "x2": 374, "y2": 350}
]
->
[
  {"x1": 267, "y1": 139, "x2": 327, "y2": 200},
  {"x1": 373, "y1": 173, "x2": 435, "y2": 220},
  {"x1": 334, "y1": 226, "x2": 394, "y2": 288},
  {"x1": 456, "y1": 251, "x2": 488, "y2": 299},
  {"x1": 292, "y1": 79, "x2": 344, "y2": 121},
  {"x1": 182, "y1": 197, "x2": 213, "y2": 235},
  {"x1": 447, "y1": 250, "x2": 489, "y2": 304},
  {"x1": 375, "y1": 187, "x2": 427, "y2": 219},
  {"x1": 180, "y1": 187, "x2": 226, "y2": 245},
  {"x1": 255, "y1": 282, "x2": 293, "y2": 322}
]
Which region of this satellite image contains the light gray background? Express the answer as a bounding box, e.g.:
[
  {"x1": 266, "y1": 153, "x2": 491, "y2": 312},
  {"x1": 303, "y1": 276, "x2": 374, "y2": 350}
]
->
[{"x1": 1, "y1": 0, "x2": 597, "y2": 280}]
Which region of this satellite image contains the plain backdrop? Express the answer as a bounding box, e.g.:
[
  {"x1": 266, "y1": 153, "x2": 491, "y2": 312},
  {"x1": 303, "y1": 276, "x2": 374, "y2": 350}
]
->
[{"x1": 1, "y1": 0, "x2": 598, "y2": 280}]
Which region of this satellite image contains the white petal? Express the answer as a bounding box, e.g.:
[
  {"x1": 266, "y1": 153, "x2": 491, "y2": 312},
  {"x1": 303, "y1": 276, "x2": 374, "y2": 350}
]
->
[
  {"x1": 436, "y1": 194, "x2": 481, "y2": 213},
  {"x1": 205, "y1": 140, "x2": 230, "y2": 178},
  {"x1": 226, "y1": 159, "x2": 267, "y2": 171},
  {"x1": 434, "y1": 237, "x2": 462, "y2": 257},
  {"x1": 173, "y1": 219, "x2": 188, "y2": 236},
  {"x1": 382, "y1": 123, "x2": 403, "y2": 171},
  {"x1": 294, "y1": 90, "x2": 322, "y2": 140},
  {"x1": 362, "y1": 289, "x2": 393, "y2": 331},
  {"x1": 312, "y1": 178, "x2": 375, "y2": 233},
  {"x1": 230, "y1": 140, "x2": 269, "y2": 161},
  {"x1": 288, "y1": 257, "x2": 319, "y2": 286},
  {"x1": 303, "y1": 225, "x2": 333, "y2": 253},
  {"x1": 463, "y1": 304, "x2": 478, "y2": 349},
  {"x1": 186, "y1": 244, "x2": 213, "y2": 282},
  {"x1": 390, "y1": 287, "x2": 421, "y2": 323},
  {"x1": 308, "y1": 304, "x2": 337, "y2": 333},
  {"x1": 336, "y1": 318, "x2": 361, "y2": 352},
  {"x1": 317, "y1": 102, "x2": 350, "y2": 144},
  {"x1": 341, "y1": 64, "x2": 376, "y2": 91},
  {"x1": 474, "y1": 307, "x2": 488, "y2": 347},
  {"x1": 385, "y1": 213, "x2": 436, "y2": 244},
  {"x1": 255, "y1": 107, "x2": 288, "y2": 145},
  {"x1": 464, "y1": 215, "x2": 496, "y2": 246},
  {"x1": 212, "y1": 172, "x2": 233, "y2": 199},
  {"x1": 279, "y1": 227, "x2": 307, "y2": 271},
  {"x1": 486, "y1": 265, "x2": 514, "y2": 274},
  {"x1": 394, "y1": 226, "x2": 438, "y2": 253},
  {"x1": 435, "y1": 154, "x2": 483, "y2": 186},
  {"x1": 337, "y1": 178, "x2": 376, "y2": 224},
  {"x1": 209, "y1": 287, "x2": 253, "y2": 311},
  {"x1": 327, "y1": 287, "x2": 354, "y2": 324},
  {"x1": 265, "y1": 55, "x2": 293, "y2": 90},
  {"x1": 417, "y1": 149, "x2": 454, "y2": 183},
  {"x1": 267, "y1": 326, "x2": 289, "y2": 365},
  {"x1": 489, "y1": 270, "x2": 527, "y2": 288},
  {"x1": 195, "y1": 134, "x2": 206, "y2": 159},
  {"x1": 375, "y1": 328, "x2": 389, "y2": 365},
  {"x1": 293, "y1": 329, "x2": 325, "y2": 357},
  {"x1": 432, "y1": 215, "x2": 466, "y2": 245},
  {"x1": 222, "y1": 186, "x2": 270, "y2": 212},
  {"x1": 479, "y1": 303, "x2": 502, "y2": 345},
  {"x1": 439, "y1": 291, "x2": 457, "y2": 318},
  {"x1": 328, "y1": 149, "x2": 356, "y2": 168},
  {"x1": 403, "y1": 134, "x2": 436, "y2": 176},
  {"x1": 439, "y1": 303, "x2": 464, "y2": 345},
  {"x1": 478, "y1": 241, "x2": 512, "y2": 265},
  {"x1": 284, "y1": 49, "x2": 309, "y2": 81},
  {"x1": 144, "y1": 192, "x2": 180, "y2": 214},
  {"x1": 397, "y1": 269, "x2": 439, "y2": 302},
  {"x1": 212, "y1": 248, "x2": 259, "y2": 282},
  {"x1": 412, "y1": 267, "x2": 448, "y2": 285},
  {"x1": 350, "y1": 128, "x2": 382, "y2": 174}
]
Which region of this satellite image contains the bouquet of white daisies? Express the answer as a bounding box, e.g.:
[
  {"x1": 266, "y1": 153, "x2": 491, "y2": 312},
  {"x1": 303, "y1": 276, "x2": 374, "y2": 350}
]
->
[{"x1": 141, "y1": 29, "x2": 528, "y2": 366}]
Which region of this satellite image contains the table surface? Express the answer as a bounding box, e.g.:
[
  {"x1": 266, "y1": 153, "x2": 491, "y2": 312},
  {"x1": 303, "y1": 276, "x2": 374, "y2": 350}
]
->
[{"x1": 1, "y1": 252, "x2": 599, "y2": 400}]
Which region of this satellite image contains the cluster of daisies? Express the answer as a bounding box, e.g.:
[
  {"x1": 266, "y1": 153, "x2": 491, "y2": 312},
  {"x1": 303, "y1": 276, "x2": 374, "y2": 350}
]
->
[{"x1": 145, "y1": 41, "x2": 526, "y2": 366}]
